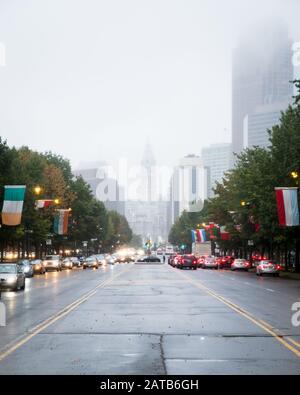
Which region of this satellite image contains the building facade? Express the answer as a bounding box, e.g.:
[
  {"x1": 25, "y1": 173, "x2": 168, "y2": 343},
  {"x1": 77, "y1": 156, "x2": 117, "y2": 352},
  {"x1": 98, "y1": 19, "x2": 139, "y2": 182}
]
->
[
  {"x1": 232, "y1": 21, "x2": 294, "y2": 158},
  {"x1": 73, "y1": 163, "x2": 125, "y2": 216},
  {"x1": 201, "y1": 143, "x2": 232, "y2": 198},
  {"x1": 243, "y1": 102, "x2": 289, "y2": 149},
  {"x1": 170, "y1": 155, "x2": 208, "y2": 225}
]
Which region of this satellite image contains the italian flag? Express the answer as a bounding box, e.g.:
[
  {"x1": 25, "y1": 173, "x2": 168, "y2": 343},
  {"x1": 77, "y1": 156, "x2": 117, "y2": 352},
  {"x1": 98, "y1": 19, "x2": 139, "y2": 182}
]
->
[
  {"x1": 35, "y1": 199, "x2": 55, "y2": 209},
  {"x1": 220, "y1": 226, "x2": 231, "y2": 241},
  {"x1": 2, "y1": 185, "x2": 26, "y2": 226},
  {"x1": 53, "y1": 209, "x2": 69, "y2": 235},
  {"x1": 275, "y1": 187, "x2": 299, "y2": 227}
]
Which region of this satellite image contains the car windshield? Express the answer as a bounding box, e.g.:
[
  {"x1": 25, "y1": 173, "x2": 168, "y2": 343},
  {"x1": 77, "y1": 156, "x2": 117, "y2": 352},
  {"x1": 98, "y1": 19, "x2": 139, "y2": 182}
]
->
[
  {"x1": 45, "y1": 256, "x2": 59, "y2": 260},
  {"x1": 0, "y1": 265, "x2": 16, "y2": 273},
  {"x1": 18, "y1": 260, "x2": 30, "y2": 265},
  {"x1": 86, "y1": 257, "x2": 94, "y2": 262},
  {"x1": 31, "y1": 260, "x2": 41, "y2": 264}
]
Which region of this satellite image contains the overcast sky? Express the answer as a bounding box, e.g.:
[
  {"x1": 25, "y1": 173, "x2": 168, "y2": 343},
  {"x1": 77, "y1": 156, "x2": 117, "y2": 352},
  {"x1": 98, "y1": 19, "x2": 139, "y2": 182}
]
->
[{"x1": 0, "y1": 0, "x2": 299, "y2": 169}]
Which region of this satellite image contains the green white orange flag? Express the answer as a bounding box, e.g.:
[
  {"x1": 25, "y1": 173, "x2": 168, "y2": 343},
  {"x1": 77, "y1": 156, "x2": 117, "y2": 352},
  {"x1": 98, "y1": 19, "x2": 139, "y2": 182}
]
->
[
  {"x1": 53, "y1": 209, "x2": 69, "y2": 235},
  {"x1": 2, "y1": 185, "x2": 26, "y2": 226}
]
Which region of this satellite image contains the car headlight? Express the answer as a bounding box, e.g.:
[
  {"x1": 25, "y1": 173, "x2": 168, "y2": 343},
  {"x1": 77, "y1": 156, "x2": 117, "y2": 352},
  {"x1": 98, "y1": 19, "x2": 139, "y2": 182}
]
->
[
  {"x1": 7, "y1": 277, "x2": 17, "y2": 284},
  {"x1": 35, "y1": 265, "x2": 40, "y2": 269},
  {"x1": 24, "y1": 267, "x2": 30, "y2": 273}
]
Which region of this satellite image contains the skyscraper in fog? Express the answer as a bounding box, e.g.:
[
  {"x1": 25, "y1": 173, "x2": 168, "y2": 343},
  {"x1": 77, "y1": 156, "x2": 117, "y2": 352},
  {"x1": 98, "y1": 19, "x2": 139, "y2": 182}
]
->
[
  {"x1": 170, "y1": 155, "x2": 208, "y2": 225},
  {"x1": 232, "y1": 20, "x2": 294, "y2": 157},
  {"x1": 125, "y1": 143, "x2": 169, "y2": 243},
  {"x1": 202, "y1": 143, "x2": 232, "y2": 198}
]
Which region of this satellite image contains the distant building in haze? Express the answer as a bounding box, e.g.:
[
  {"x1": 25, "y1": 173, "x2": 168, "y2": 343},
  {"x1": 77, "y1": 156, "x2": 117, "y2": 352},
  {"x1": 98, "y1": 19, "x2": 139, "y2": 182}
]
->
[
  {"x1": 170, "y1": 155, "x2": 208, "y2": 225},
  {"x1": 124, "y1": 143, "x2": 169, "y2": 244},
  {"x1": 201, "y1": 143, "x2": 232, "y2": 198},
  {"x1": 73, "y1": 163, "x2": 125, "y2": 216},
  {"x1": 243, "y1": 102, "x2": 289, "y2": 149},
  {"x1": 232, "y1": 20, "x2": 294, "y2": 159}
]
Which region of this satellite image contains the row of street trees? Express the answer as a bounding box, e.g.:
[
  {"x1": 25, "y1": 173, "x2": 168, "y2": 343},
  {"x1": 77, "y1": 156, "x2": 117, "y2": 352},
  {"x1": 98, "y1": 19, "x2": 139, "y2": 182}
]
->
[
  {"x1": 0, "y1": 141, "x2": 133, "y2": 260},
  {"x1": 169, "y1": 80, "x2": 300, "y2": 272}
]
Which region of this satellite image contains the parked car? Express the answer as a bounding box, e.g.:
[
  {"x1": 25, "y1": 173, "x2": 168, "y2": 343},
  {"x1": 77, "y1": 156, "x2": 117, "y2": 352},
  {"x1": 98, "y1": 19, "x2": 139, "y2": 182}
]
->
[
  {"x1": 177, "y1": 255, "x2": 198, "y2": 270},
  {"x1": 95, "y1": 254, "x2": 107, "y2": 266},
  {"x1": 43, "y1": 255, "x2": 62, "y2": 272},
  {"x1": 61, "y1": 257, "x2": 73, "y2": 270},
  {"x1": 202, "y1": 256, "x2": 218, "y2": 269},
  {"x1": 173, "y1": 255, "x2": 183, "y2": 268},
  {"x1": 106, "y1": 255, "x2": 117, "y2": 265},
  {"x1": 83, "y1": 256, "x2": 99, "y2": 269},
  {"x1": 256, "y1": 260, "x2": 282, "y2": 277},
  {"x1": 137, "y1": 256, "x2": 161, "y2": 263},
  {"x1": 197, "y1": 255, "x2": 209, "y2": 268},
  {"x1": 218, "y1": 256, "x2": 234, "y2": 269},
  {"x1": 18, "y1": 259, "x2": 34, "y2": 278},
  {"x1": 30, "y1": 259, "x2": 46, "y2": 275},
  {"x1": 0, "y1": 263, "x2": 25, "y2": 291},
  {"x1": 70, "y1": 257, "x2": 81, "y2": 267},
  {"x1": 231, "y1": 259, "x2": 251, "y2": 271}
]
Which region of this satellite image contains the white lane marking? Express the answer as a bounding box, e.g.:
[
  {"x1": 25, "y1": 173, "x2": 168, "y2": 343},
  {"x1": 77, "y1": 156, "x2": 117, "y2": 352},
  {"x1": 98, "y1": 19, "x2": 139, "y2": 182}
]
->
[{"x1": 266, "y1": 288, "x2": 275, "y2": 293}]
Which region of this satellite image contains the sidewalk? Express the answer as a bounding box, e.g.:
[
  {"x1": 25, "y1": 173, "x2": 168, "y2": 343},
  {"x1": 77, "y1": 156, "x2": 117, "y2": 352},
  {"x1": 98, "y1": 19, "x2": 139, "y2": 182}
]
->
[{"x1": 279, "y1": 271, "x2": 300, "y2": 281}]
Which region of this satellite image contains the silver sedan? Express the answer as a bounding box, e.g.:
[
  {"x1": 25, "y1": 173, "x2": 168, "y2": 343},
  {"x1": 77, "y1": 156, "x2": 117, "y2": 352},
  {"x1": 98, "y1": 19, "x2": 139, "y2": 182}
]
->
[
  {"x1": 231, "y1": 259, "x2": 251, "y2": 271},
  {"x1": 256, "y1": 260, "x2": 282, "y2": 277},
  {"x1": 0, "y1": 264, "x2": 26, "y2": 291},
  {"x1": 202, "y1": 257, "x2": 218, "y2": 269}
]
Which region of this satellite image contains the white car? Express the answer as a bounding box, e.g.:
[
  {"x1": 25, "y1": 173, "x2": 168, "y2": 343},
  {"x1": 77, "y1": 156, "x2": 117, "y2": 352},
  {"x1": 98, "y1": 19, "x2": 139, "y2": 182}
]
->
[
  {"x1": 256, "y1": 260, "x2": 282, "y2": 277},
  {"x1": 202, "y1": 256, "x2": 218, "y2": 269},
  {"x1": 43, "y1": 255, "x2": 62, "y2": 272},
  {"x1": 231, "y1": 259, "x2": 251, "y2": 271}
]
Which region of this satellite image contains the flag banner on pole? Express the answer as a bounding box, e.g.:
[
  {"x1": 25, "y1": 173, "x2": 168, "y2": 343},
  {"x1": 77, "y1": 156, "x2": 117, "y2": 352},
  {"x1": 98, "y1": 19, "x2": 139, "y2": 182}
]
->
[
  {"x1": 2, "y1": 185, "x2": 26, "y2": 226},
  {"x1": 275, "y1": 187, "x2": 299, "y2": 227},
  {"x1": 205, "y1": 223, "x2": 219, "y2": 240},
  {"x1": 196, "y1": 229, "x2": 207, "y2": 243},
  {"x1": 53, "y1": 209, "x2": 69, "y2": 235},
  {"x1": 35, "y1": 199, "x2": 55, "y2": 209},
  {"x1": 220, "y1": 226, "x2": 231, "y2": 241},
  {"x1": 191, "y1": 230, "x2": 196, "y2": 243}
]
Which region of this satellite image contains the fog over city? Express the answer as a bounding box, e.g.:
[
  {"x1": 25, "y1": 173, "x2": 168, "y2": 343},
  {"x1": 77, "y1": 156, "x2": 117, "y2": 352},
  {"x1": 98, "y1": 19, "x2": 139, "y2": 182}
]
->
[{"x1": 0, "y1": 0, "x2": 299, "y2": 169}]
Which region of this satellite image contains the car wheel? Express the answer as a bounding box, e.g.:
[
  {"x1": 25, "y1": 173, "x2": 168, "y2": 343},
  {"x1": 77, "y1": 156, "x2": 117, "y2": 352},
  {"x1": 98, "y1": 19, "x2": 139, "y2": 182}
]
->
[
  {"x1": 83, "y1": 266, "x2": 86, "y2": 270},
  {"x1": 21, "y1": 282, "x2": 25, "y2": 290}
]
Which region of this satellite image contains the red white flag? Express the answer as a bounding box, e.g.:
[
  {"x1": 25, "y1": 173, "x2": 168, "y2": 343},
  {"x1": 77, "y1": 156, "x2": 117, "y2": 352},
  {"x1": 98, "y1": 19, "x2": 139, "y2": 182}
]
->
[{"x1": 275, "y1": 188, "x2": 299, "y2": 227}]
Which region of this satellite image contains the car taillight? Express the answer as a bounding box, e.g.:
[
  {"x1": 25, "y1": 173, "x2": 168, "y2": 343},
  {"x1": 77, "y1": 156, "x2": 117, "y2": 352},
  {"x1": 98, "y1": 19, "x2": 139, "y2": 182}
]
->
[
  {"x1": 276, "y1": 265, "x2": 281, "y2": 270},
  {"x1": 193, "y1": 260, "x2": 197, "y2": 264}
]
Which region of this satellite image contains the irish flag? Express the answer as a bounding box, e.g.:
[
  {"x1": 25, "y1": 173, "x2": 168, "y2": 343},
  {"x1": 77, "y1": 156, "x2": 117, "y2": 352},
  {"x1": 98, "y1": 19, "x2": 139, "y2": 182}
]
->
[
  {"x1": 2, "y1": 185, "x2": 26, "y2": 226},
  {"x1": 275, "y1": 188, "x2": 299, "y2": 227},
  {"x1": 53, "y1": 209, "x2": 69, "y2": 235}
]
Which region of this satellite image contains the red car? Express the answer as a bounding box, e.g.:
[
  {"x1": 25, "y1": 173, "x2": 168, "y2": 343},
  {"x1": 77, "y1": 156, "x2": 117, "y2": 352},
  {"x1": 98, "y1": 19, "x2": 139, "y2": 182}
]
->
[
  {"x1": 177, "y1": 255, "x2": 198, "y2": 270},
  {"x1": 218, "y1": 256, "x2": 234, "y2": 269}
]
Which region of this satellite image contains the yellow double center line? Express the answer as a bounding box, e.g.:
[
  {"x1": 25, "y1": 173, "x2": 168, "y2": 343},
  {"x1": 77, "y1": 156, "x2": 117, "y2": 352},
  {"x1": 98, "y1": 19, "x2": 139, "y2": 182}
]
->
[
  {"x1": 175, "y1": 269, "x2": 300, "y2": 358},
  {"x1": 0, "y1": 266, "x2": 132, "y2": 362}
]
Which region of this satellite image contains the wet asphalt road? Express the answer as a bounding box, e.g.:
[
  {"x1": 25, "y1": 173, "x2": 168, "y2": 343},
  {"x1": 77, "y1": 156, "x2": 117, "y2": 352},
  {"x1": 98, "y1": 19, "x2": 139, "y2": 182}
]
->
[{"x1": 0, "y1": 262, "x2": 300, "y2": 375}]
